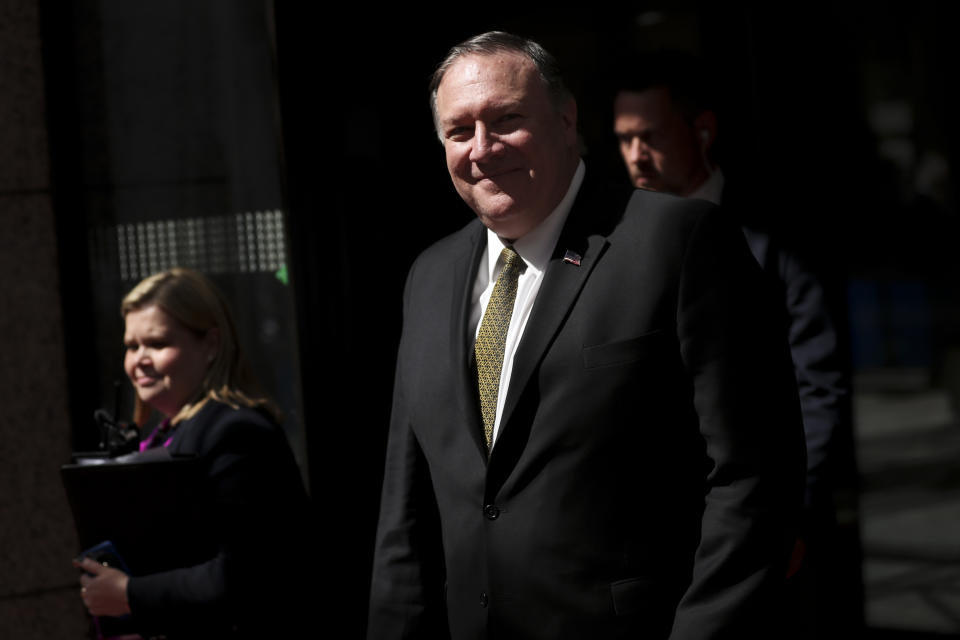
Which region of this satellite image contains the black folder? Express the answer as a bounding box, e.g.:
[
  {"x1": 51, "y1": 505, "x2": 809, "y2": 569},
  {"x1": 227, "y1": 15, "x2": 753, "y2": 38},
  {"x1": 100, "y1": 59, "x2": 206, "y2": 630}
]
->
[{"x1": 61, "y1": 450, "x2": 217, "y2": 577}]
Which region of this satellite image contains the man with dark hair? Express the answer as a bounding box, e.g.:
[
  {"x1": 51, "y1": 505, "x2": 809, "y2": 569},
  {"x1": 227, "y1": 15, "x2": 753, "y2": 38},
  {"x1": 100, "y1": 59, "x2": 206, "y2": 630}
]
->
[
  {"x1": 612, "y1": 51, "x2": 861, "y2": 637},
  {"x1": 368, "y1": 32, "x2": 806, "y2": 639},
  {"x1": 611, "y1": 52, "x2": 719, "y2": 198}
]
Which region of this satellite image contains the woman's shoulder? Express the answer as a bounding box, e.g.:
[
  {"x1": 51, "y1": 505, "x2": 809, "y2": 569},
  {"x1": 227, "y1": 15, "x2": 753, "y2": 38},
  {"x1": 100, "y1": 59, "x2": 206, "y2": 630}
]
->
[{"x1": 175, "y1": 399, "x2": 284, "y2": 455}]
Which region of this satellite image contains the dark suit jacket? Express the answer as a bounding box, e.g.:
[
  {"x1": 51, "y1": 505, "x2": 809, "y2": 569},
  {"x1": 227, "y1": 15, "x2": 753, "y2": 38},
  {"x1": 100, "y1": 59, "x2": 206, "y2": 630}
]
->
[
  {"x1": 126, "y1": 400, "x2": 310, "y2": 639},
  {"x1": 734, "y1": 187, "x2": 862, "y2": 634},
  {"x1": 368, "y1": 174, "x2": 806, "y2": 640},
  {"x1": 740, "y1": 225, "x2": 852, "y2": 515},
  {"x1": 727, "y1": 173, "x2": 854, "y2": 520}
]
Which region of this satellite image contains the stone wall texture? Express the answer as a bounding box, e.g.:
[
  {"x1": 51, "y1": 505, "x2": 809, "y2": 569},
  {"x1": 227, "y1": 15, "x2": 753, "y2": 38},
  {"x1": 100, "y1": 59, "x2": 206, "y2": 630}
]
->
[{"x1": 0, "y1": 0, "x2": 88, "y2": 636}]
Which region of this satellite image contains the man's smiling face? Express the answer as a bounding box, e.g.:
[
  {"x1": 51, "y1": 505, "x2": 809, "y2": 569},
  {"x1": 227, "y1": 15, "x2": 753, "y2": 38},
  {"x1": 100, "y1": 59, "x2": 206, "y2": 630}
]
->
[{"x1": 435, "y1": 52, "x2": 578, "y2": 241}]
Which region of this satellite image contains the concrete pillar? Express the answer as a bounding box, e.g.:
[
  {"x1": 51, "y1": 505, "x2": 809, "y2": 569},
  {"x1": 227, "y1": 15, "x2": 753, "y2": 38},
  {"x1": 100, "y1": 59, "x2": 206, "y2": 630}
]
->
[{"x1": 0, "y1": 0, "x2": 89, "y2": 635}]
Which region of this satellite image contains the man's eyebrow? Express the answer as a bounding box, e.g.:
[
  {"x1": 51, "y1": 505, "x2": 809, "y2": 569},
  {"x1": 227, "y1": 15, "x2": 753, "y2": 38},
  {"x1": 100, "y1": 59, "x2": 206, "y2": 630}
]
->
[
  {"x1": 489, "y1": 98, "x2": 523, "y2": 112},
  {"x1": 443, "y1": 98, "x2": 525, "y2": 121}
]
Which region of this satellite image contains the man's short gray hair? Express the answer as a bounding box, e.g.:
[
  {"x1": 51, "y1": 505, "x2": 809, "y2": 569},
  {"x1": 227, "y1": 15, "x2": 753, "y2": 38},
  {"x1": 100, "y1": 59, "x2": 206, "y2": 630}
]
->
[{"x1": 428, "y1": 31, "x2": 573, "y2": 141}]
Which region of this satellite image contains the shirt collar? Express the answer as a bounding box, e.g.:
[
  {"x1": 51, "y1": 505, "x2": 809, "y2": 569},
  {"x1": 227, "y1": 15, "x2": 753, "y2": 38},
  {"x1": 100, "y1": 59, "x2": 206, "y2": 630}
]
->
[
  {"x1": 687, "y1": 166, "x2": 725, "y2": 205},
  {"x1": 484, "y1": 159, "x2": 586, "y2": 279}
]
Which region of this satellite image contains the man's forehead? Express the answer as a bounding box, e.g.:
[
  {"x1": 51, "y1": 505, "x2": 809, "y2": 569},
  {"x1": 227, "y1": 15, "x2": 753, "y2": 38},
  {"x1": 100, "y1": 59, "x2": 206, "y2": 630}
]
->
[
  {"x1": 435, "y1": 52, "x2": 542, "y2": 122},
  {"x1": 440, "y1": 52, "x2": 535, "y2": 92}
]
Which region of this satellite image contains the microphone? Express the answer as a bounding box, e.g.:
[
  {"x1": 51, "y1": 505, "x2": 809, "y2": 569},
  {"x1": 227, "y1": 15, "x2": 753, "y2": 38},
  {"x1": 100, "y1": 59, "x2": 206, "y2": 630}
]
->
[
  {"x1": 93, "y1": 382, "x2": 140, "y2": 456},
  {"x1": 93, "y1": 408, "x2": 140, "y2": 456}
]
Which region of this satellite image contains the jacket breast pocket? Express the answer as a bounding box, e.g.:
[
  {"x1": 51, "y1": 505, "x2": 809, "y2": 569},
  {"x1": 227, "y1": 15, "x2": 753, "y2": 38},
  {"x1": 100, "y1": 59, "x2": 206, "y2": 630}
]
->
[{"x1": 581, "y1": 330, "x2": 666, "y2": 370}]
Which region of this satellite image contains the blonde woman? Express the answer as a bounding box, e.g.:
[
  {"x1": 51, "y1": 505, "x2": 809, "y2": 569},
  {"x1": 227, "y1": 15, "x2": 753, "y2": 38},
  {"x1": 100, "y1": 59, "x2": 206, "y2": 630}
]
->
[{"x1": 76, "y1": 268, "x2": 309, "y2": 638}]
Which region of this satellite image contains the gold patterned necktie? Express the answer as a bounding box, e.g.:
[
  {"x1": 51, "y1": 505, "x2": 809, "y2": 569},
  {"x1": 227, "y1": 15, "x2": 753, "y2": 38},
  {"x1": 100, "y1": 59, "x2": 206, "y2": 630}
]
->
[{"x1": 475, "y1": 246, "x2": 525, "y2": 451}]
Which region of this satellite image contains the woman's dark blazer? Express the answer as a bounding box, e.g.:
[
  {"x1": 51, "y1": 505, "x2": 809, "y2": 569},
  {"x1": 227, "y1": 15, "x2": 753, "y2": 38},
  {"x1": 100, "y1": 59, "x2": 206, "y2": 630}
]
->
[{"x1": 125, "y1": 399, "x2": 310, "y2": 638}]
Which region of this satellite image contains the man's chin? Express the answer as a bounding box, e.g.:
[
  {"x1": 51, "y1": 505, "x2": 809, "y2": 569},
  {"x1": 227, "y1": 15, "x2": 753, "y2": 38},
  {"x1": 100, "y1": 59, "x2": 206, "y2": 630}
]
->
[
  {"x1": 472, "y1": 195, "x2": 519, "y2": 224},
  {"x1": 479, "y1": 211, "x2": 517, "y2": 236},
  {"x1": 632, "y1": 175, "x2": 660, "y2": 190},
  {"x1": 476, "y1": 206, "x2": 534, "y2": 241}
]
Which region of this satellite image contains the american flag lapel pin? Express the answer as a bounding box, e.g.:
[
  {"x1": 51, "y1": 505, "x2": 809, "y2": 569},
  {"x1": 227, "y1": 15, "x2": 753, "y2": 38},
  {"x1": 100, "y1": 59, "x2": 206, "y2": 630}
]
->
[{"x1": 562, "y1": 249, "x2": 582, "y2": 266}]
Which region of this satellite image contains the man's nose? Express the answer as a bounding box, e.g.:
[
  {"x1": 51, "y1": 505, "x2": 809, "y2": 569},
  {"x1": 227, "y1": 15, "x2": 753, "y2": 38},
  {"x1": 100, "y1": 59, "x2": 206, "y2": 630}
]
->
[
  {"x1": 627, "y1": 137, "x2": 648, "y2": 162},
  {"x1": 469, "y1": 123, "x2": 501, "y2": 162}
]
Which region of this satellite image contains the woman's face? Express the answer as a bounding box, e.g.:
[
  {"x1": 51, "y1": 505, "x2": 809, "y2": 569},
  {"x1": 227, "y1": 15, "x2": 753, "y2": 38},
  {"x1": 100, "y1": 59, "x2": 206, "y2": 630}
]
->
[{"x1": 123, "y1": 304, "x2": 217, "y2": 418}]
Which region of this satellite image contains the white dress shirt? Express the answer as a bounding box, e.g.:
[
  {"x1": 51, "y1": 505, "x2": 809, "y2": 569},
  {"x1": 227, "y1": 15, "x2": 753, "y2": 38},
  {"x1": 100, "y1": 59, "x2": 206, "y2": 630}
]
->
[{"x1": 468, "y1": 160, "x2": 586, "y2": 448}]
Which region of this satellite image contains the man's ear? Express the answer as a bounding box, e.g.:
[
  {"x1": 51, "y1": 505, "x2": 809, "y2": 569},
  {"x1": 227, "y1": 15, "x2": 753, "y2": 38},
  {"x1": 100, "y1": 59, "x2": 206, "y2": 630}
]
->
[
  {"x1": 560, "y1": 97, "x2": 578, "y2": 147},
  {"x1": 693, "y1": 110, "x2": 718, "y2": 154}
]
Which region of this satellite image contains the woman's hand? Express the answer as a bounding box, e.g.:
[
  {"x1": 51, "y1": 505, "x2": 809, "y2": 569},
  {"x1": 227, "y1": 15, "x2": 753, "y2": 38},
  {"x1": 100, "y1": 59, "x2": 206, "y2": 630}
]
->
[{"x1": 74, "y1": 557, "x2": 131, "y2": 617}]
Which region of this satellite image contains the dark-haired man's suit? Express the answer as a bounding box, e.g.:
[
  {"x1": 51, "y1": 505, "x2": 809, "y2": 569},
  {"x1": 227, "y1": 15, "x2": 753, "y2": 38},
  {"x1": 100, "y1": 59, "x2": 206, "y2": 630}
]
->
[
  {"x1": 368, "y1": 173, "x2": 806, "y2": 640},
  {"x1": 727, "y1": 178, "x2": 862, "y2": 636}
]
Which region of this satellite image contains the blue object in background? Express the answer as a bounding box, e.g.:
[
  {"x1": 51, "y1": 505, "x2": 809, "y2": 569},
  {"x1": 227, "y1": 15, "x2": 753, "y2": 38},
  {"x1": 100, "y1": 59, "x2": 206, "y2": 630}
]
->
[{"x1": 848, "y1": 278, "x2": 931, "y2": 370}]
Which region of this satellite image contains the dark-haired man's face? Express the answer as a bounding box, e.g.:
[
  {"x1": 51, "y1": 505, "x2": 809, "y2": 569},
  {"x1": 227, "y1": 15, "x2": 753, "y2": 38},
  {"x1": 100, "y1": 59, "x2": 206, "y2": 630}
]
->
[{"x1": 613, "y1": 87, "x2": 708, "y2": 195}]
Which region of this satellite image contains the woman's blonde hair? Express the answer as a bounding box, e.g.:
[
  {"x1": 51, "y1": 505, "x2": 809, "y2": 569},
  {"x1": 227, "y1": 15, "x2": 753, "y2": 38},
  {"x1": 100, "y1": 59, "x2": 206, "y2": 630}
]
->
[{"x1": 121, "y1": 267, "x2": 276, "y2": 426}]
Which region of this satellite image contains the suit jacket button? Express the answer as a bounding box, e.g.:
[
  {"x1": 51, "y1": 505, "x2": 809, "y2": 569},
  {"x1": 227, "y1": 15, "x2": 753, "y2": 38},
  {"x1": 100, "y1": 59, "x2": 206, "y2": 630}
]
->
[
  {"x1": 480, "y1": 592, "x2": 489, "y2": 607},
  {"x1": 483, "y1": 504, "x2": 500, "y2": 520}
]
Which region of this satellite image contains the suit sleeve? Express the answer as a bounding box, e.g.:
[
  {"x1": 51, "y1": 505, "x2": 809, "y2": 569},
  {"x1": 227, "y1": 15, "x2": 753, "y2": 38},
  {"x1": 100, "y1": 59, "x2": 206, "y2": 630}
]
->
[
  {"x1": 367, "y1": 260, "x2": 449, "y2": 640},
  {"x1": 126, "y1": 410, "x2": 310, "y2": 636},
  {"x1": 670, "y1": 209, "x2": 807, "y2": 638},
  {"x1": 777, "y1": 245, "x2": 851, "y2": 512}
]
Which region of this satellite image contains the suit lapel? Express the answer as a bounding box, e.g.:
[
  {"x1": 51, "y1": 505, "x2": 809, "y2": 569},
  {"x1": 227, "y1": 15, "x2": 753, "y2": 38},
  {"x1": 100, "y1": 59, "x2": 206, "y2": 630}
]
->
[
  {"x1": 450, "y1": 221, "x2": 489, "y2": 460},
  {"x1": 496, "y1": 233, "x2": 608, "y2": 442},
  {"x1": 495, "y1": 177, "x2": 625, "y2": 451}
]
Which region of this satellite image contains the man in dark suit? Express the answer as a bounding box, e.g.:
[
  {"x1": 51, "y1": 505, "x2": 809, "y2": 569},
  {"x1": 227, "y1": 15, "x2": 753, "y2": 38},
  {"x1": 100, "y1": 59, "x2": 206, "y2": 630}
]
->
[
  {"x1": 611, "y1": 52, "x2": 862, "y2": 636},
  {"x1": 368, "y1": 32, "x2": 806, "y2": 639}
]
